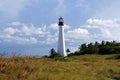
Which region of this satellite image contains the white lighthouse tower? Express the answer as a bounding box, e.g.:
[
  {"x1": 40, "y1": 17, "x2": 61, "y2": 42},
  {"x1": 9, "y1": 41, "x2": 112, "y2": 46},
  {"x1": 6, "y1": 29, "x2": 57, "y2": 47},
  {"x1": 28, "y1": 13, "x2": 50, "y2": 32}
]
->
[{"x1": 58, "y1": 17, "x2": 67, "y2": 57}]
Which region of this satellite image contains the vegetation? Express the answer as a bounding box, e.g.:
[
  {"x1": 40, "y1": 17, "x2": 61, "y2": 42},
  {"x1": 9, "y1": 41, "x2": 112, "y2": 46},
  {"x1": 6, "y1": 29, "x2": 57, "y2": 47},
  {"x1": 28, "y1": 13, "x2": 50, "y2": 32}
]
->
[
  {"x1": 66, "y1": 48, "x2": 70, "y2": 54},
  {"x1": 1, "y1": 40, "x2": 120, "y2": 80},
  {"x1": 49, "y1": 48, "x2": 62, "y2": 58},
  {"x1": 0, "y1": 54, "x2": 120, "y2": 80},
  {"x1": 71, "y1": 41, "x2": 120, "y2": 55}
]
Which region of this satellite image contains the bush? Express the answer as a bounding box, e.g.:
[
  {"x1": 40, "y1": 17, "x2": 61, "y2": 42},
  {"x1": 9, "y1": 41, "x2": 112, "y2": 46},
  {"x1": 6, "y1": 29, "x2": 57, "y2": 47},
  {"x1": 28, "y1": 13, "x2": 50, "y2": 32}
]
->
[
  {"x1": 78, "y1": 41, "x2": 120, "y2": 55},
  {"x1": 49, "y1": 48, "x2": 62, "y2": 58},
  {"x1": 67, "y1": 51, "x2": 80, "y2": 57}
]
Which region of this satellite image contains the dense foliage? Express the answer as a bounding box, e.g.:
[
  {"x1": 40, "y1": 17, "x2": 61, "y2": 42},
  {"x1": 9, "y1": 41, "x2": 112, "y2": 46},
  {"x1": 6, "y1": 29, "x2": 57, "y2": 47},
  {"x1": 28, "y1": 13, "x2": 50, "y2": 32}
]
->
[
  {"x1": 50, "y1": 41, "x2": 120, "y2": 57},
  {"x1": 78, "y1": 41, "x2": 120, "y2": 55},
  {"x1": 49, "y1": 48, "x2": 62, "y2": 58}
]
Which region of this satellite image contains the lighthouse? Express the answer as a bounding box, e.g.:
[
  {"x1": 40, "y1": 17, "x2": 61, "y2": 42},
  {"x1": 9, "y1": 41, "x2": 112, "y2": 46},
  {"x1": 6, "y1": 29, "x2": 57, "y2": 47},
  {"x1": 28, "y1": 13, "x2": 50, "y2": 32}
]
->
[{"x1": 58, "y1": 17, "x2": 67, "y2": 57}]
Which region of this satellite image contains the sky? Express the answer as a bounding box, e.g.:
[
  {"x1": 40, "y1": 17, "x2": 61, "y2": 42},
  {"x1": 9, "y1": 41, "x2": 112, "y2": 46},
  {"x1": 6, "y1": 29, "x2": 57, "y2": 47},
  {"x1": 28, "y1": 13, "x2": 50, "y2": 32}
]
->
[{"x1": 0, "y1": 0, "x2": 120, "y2": 56}]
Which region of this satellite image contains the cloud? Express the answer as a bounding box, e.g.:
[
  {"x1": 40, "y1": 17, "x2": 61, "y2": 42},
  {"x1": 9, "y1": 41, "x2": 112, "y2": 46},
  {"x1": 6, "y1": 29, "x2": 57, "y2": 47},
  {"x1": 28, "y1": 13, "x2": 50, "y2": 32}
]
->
[
  {"x1": 0, "y1": 34, "x2": 38, "y2": 44},
  {"x1": 66, "y1": 28, "x2": 89, "y2": 40},
  {"x1": 0, "y1": 22, "x2": 48, "y2": 44},
  {"x1": 0, "y1": 0, "x2": 35, "y2": 17},
  {"x1": 62, "y1": 18, "x2": 120, "y2": 46},
  {"x1": 86, "y1": 18, "x2": 120, "y2": 28},
  {"x1": 100, "y1": 29, "x2": 112, "y2": 39},
  {"x1": 1, "y1": 22, "x2": 65, "y2": 45},
  {"x1": 22, "y1": 24, "x2": 46, "y2": 36},
  {"x1": 1, "y1": 18, "x2": 120, "y2": 46},
  {"x1": 4, "y1": 27, "x2": 20, "y2": 35},
  {"x1": 42, "y1": 23, "x2": 71, "y2": 45},
  {"x1": 83, "y1": 18, "x2": 120, "y2": 41},
  {"x1": 14, "y1": 37, "x2": 38, "y2": 44},
  {"x1": 50, "y1": 23, "x2": 71, "y2": 30},
  {"x1": 9, "y1": 21, "x2": 22, "y2": 26},
  {"x1": 44, "y1": 35, "x2": 58, "y2": 45}
]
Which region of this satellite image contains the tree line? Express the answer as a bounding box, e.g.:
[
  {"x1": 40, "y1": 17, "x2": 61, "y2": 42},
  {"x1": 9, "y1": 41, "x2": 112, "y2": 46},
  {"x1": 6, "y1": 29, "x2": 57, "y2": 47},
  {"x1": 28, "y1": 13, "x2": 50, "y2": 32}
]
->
[
  {"x1": 49, "y1": 41, "x2": 120, "y2": 57},
  {"x1": 73, "y1": 41, "x2": 120, "y2": 55}
]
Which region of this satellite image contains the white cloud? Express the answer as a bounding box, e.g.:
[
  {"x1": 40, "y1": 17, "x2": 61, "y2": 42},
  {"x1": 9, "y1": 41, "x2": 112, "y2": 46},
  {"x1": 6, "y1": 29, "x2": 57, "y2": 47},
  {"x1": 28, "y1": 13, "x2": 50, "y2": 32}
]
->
[
  {"x1": 16, "y1": 37, "x2": 38, "y2": 44},
  {"x1": 45, "y1": 36, "x2": 58, "y2": 45},
  {"x1": 44, "y1": 23, "x2": 71, "y2": 45},
  {"x1": 22, "y1": 25, "x2": 45, "y2": 36},
  {"x1": 62, "y1": 18, "x2": 120, "y2": 46},
  {"x1": 2, "y1": 18, "x2": 120, "y2": 46},
  {"x1": 4, "y1": 27, "x2": 19, "y2": 35},
  {"x1": 8, "y1": 22, "x2": 47, "y2": 36},
  {"x1": 83, "y1": 18, "x2": 120, "y2": 41},
  {"x1": 43, "y1": 29, "x2": 58, "y2": 45},
  {"x1": 66, "y1": 28, "x2": 89, "y2": 40},
  {"x1": 41, "y1": 24, "x2": 47, "y2": 32},
  {"x1": 68, "y1": 28, "x2": 89, "y2": 34},
  {"x1": 0, "y1": 34, "x2": 38, "y2": 44},
  {"x1": 100, "y1": 29, "x2": 112, "y2": 39},
  {"x1": 0, "y1": 0, "x2": 35, "y2": 17},
  {"x1": 0, "y1": 22, "x2": 48, "y2": 44},
  {"x1": 86, "y1": 18, "x2": 120, "y2": 28},
  {"x1": 50, "y1": 23, "x2": 71, "y2": 30},
  {"x1": 10, "y1": 21, "x2": 22, "y2": 26},
  {"x1": 49, "y1": 23, "x2": 58, "y2": 30}
]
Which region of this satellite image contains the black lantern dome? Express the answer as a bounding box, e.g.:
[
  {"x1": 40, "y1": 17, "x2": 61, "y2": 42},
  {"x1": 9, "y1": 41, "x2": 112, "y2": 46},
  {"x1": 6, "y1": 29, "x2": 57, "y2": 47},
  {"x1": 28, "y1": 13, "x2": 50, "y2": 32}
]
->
[{"x1": 58, "y1": 17, "x2": 64, "y2": 26}]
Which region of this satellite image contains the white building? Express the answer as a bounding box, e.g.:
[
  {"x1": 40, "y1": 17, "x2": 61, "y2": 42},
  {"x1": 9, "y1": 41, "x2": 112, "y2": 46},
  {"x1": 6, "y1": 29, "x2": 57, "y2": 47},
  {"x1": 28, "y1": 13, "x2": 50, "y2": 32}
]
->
[{"x1": 58, "y1": 17, "x2": 67, "y2": 57}]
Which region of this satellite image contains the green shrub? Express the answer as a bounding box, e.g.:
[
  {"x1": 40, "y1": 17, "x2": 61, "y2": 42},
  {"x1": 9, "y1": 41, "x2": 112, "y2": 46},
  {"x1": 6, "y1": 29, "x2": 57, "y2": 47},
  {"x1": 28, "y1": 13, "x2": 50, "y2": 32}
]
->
[{"x1": 49, "y1": 48, "x2": 62, "y2": 58}]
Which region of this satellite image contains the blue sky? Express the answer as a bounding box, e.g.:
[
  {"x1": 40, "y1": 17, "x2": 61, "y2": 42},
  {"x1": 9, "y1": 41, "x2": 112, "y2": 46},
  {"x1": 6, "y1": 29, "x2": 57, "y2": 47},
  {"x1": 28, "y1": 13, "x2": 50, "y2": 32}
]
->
[{"x1": 0, "y1": 0, "x2": 120, "y2": 56}]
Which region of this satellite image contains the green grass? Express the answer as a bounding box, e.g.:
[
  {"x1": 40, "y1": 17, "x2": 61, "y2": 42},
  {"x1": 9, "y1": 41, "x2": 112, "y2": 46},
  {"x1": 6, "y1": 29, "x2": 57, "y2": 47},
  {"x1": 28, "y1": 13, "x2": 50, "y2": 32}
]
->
[{"x1": 0, "y1": 54, "x2": 120, "y2": 80}]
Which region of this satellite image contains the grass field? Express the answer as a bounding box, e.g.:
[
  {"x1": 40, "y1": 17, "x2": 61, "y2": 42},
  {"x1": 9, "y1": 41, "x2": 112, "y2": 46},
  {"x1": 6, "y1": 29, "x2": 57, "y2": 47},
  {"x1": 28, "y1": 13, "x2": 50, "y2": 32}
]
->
[{"x1": 0, "y1": 54, "x2": 120, "y2": 80}]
